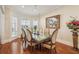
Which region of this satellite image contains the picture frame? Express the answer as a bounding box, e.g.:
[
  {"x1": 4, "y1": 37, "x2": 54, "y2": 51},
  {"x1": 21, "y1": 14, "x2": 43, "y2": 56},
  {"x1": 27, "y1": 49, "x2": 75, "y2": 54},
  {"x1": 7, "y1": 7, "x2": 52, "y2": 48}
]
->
[{"x1": 46, "y1": 15, "x2": 60, "y2": 29}]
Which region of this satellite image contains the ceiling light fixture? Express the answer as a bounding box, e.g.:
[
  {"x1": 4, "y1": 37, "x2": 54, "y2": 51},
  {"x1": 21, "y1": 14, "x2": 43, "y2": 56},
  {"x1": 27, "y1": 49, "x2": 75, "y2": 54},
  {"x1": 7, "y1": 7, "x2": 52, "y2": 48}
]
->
[{"x1": 21, "y1": 5, "x2": 24, "y2": 8}]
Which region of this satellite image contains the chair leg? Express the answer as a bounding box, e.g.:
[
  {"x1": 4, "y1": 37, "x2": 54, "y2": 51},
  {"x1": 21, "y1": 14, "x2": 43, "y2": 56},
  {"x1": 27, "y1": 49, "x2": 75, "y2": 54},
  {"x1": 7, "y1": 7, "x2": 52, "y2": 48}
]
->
[
  {"x1": 49, "y1": 46, "x2": 57, "y2": 54},
  {"x1": 22, "y1": 41, "x2": 24, "y2": 49},
  {"x1": 53, "y1": 47, "x2": 57, "y2": 54},
  {"x1": 40, "y1": 43, "x2": 41, "y2": 51},
  {"x1": 30, "y1": 46, "x2": 33, "y2": 53},
  {"x1": 49, "y1": 46, "x2": 52, "y2": 54},
  {"x1": 24, "y1": 41, "x2": 26, "y2": 48},
  {"x1": 49, "y1": 49, "x2": 51, "y2": 54}
]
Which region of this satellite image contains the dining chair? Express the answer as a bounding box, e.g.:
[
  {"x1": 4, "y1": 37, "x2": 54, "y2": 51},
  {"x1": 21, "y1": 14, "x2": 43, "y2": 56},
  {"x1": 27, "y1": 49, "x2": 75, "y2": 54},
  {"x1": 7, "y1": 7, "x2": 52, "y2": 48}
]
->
[
  {"x1": 21, "y1": 28, "x2": 38, "y2": 52},
  {"x1": 21, "y1": 28, "x2": 27, "y2": 49},
  {"x1": 26, "y1": 29, "x2": 38, "y2": 52},
  {"x1": 41, "y1": 29, "x2": 59, "y2": 53}
]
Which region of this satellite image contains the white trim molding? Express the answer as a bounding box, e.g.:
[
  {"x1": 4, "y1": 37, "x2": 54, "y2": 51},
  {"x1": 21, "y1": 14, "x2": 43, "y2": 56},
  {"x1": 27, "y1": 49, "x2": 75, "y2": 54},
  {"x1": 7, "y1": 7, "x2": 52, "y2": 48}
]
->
[{"x1": 57, "y1": 39, "x2": 73, "y2": 47}]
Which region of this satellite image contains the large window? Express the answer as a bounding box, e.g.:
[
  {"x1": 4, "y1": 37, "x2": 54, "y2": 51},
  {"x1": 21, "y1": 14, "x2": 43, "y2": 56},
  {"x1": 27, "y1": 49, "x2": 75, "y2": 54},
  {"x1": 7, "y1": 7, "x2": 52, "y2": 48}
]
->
[
  {"x1": 32, "y1": 20, "x2": 38, "y2": 28},
  {"x1": 12, "y1": 16, "x2": 17, "y2": 37},
  {"x1": 21, "y1": 20, "x2": 31, "y2": 28},
  {"x1": 21, "y1": 19, "x2": 39, "y2": 32},
  {"x1": 32, "y1": 20, "x2": 39, "y2": 32}
]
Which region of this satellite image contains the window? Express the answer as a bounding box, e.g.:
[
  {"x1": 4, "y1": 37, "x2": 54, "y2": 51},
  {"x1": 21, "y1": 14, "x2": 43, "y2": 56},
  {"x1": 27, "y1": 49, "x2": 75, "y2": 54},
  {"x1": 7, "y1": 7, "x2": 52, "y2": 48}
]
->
[
  {"x1": 21, "y1": 19, "x2": 39, "y2": 32},
  {"x1": 32, "y1": 20, "x2": 38, "y2": 27},
  {"x1": 12, "y1": 16, "x2": 17, "y2": 37},
  {"x1": 21, "y1": 20, "x2": 31, "y2": 28},
  {"x1": 32, "y1": 20, "x2": 39, "y2": 32}
]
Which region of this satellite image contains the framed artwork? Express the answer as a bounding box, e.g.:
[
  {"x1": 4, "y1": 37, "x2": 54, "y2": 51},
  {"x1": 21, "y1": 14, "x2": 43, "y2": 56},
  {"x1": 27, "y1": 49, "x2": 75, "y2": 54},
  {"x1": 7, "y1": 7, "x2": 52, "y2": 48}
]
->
[{"x1": 46, "y1": 15, "x2": 60, "y2": 29}]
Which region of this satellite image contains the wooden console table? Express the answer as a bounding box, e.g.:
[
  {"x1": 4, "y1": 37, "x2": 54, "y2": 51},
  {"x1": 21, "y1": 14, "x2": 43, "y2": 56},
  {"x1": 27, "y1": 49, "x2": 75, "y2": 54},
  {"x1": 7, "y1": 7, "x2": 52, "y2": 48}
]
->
[{"x1": 72, "y1": 31, "x2": 78, "y2": 50}]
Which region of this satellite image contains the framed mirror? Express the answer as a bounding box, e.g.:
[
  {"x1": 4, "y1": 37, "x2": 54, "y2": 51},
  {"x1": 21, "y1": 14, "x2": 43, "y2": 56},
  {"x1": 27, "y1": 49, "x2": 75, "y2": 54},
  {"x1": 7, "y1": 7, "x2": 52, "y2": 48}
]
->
[{"x1": 46, "y1": 15, "x2": 60, "y2": 29}]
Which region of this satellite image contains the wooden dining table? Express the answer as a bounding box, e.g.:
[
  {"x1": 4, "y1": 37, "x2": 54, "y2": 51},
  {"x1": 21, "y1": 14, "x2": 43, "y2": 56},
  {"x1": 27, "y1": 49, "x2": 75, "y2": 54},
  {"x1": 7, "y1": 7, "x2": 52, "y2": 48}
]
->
[
  {"x1": 32, "y1": 32, "x2": 50, "y2": 42},
  {"x1": 32, "y1": 32, "x2": 50, "y2": 50}
]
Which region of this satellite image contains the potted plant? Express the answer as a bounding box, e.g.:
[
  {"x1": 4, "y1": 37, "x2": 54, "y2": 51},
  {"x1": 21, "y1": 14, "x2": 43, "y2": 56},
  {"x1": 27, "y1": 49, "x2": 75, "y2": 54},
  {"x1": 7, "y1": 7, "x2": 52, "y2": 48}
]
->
[
  {"x1": 67, "y1": 20, "x2": 79, "y2": 32},
  {"x1": 66, "y1": 16, "x2": 79, "y2": 50}
]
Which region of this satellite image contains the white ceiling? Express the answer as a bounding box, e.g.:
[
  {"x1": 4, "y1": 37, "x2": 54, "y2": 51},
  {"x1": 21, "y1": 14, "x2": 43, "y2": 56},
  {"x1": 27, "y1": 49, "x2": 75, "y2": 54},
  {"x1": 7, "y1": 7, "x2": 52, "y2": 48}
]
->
[{"x1": 11, "y1": 5, "x2": 64, "y2": 16}]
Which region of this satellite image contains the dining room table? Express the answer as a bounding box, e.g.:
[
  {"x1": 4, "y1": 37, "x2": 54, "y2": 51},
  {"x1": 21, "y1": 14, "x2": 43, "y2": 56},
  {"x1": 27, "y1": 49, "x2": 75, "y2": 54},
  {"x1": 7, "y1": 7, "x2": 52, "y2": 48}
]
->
[{"x1": 32, "y1": 32, "x2": 51, "y2": 50}]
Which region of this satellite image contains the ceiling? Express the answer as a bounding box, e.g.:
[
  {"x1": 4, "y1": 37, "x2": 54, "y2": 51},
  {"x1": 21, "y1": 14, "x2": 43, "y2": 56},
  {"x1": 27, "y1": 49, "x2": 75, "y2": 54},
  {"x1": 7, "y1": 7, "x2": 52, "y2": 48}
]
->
[{"x1": 11, "y1": 5, "x2": 64, "y2": 16}]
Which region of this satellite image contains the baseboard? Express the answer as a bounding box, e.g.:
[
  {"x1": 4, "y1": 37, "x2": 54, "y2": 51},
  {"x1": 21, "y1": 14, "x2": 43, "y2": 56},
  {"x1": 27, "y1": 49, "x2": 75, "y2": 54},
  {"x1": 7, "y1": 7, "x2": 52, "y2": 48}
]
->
[
  {"x1": 57, "y1": 39, "x2": 73, "y2": 47},
  {"x1": 1, "y1": 36, "x2": 21, "y2": 44}
]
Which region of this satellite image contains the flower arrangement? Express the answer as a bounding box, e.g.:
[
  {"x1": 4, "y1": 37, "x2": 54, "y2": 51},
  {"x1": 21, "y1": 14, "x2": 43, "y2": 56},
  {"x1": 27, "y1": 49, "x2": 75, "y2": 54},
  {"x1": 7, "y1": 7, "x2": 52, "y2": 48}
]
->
[{"x1": 66, "y1": 16, "x2": 79, "y2": 31}]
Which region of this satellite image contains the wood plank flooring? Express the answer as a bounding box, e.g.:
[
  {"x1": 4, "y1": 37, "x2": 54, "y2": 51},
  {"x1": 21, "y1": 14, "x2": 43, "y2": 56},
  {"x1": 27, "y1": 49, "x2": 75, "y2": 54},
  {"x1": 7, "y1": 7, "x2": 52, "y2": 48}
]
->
[{"x1": 0, "y1": 38, "x2": 79, "y2": 54}]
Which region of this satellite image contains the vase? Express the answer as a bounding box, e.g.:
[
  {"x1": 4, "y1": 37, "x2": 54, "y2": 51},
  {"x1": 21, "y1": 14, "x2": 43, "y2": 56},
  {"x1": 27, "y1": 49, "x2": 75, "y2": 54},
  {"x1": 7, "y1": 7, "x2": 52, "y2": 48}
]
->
[{"x1": 72, "y1": 29, "x2": 78, "y2": 50}]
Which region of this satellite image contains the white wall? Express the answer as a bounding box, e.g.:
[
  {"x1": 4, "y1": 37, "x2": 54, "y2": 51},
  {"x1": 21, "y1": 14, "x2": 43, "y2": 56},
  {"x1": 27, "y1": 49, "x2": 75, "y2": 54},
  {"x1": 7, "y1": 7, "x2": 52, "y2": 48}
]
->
[
  {"x1": 1, "y1": 6, "x2": 40, "y2": 44},
  {"x1": 40, "y1": 6, "x2": 79, "y2": 48},
  {"x1": 0, "y1": 7, "x2": 5, "y2": 44},
  {"x1": 0, "y1": 8, "x2": 1, "y2": 43},
  {"x1": 1, "y1": 6, "x2": 12, "y2": 44}
]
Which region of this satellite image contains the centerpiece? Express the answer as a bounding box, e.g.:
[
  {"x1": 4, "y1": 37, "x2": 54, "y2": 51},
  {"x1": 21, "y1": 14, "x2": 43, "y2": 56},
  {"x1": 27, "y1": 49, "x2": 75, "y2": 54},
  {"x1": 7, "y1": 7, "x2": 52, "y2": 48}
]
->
[{"x1": 67, "y1": 19, "x2": 79, "y2": 32}]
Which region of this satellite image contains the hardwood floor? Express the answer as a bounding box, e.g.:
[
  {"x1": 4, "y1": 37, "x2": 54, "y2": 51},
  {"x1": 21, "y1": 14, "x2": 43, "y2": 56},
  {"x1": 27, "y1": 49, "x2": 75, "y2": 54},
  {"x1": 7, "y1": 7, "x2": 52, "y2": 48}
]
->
[{"x1": 0, "y1": 38, "x2": 79, "y2": 54}]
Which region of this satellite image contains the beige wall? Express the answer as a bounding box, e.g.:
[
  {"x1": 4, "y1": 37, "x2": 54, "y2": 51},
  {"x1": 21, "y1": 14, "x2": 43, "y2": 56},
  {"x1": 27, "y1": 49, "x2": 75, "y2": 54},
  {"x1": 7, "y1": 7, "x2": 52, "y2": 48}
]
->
[{"x1": 40, "y1": 6, "x2": 79, "y2": 48}]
